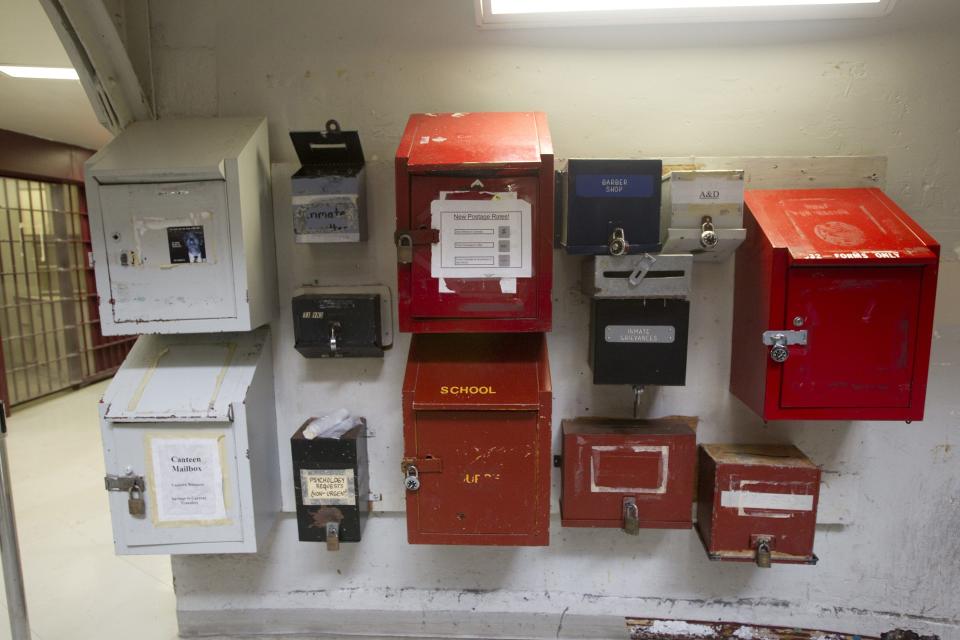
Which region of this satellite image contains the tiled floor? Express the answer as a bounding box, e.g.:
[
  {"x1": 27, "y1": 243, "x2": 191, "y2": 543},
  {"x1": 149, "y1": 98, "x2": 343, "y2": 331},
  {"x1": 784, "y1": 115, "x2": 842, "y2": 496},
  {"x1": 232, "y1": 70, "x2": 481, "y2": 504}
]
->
[{"x1": 0, "y1": 381, "x2": 179, "y2": 640}]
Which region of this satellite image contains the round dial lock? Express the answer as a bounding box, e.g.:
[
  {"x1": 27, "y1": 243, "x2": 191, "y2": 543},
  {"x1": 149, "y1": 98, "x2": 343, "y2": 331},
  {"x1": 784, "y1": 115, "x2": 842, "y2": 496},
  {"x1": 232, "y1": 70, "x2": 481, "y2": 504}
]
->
[
  {"x1": 770, "y1": 343, "x2": 789, "y2": 363},
  {"x1": 404, "y1": 466, "x2": 420, "y2": 492}
]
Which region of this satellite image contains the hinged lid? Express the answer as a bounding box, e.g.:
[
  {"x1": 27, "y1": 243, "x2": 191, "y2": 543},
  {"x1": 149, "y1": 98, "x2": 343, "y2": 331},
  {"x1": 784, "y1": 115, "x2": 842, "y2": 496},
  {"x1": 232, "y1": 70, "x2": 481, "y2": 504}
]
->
[
  {"x1": 86, "y1": 117, "x2": 265, "y2": 184},
  {"x1": 563, "y1": 415, "x2": 697, "y2": 437},
  {"x1": 745, "y1": 188, "x2": 939, "y2": 265},
  {"x1": 290, "y1": 120, "x2": 365, "y2": 176},
  {"x1": 701, "y1": 444, "x2": 817, "y2": 469},
  {"x1": 102, "y1": 328, "x2": 269, "y2": 422},
  {"x1": 403, "y1": 333, "x2": 550, "y2": 410},
  {"x1": 398, "y1": 112, "x2": 549, "y2": 170}
]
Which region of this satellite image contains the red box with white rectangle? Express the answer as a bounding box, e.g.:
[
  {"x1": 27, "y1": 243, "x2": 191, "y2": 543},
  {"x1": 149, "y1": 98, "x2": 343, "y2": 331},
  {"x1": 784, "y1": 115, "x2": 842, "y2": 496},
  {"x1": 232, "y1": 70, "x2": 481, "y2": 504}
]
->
[
  {"x1": 730, "y1": 187, "x2": 939, "y2": 421},
  {"x1": 696, "y1": 444, "x2": 820, "y2": 566},
  {"x1": 561, "y1": 417, "x2": 696, "y2": 531}
]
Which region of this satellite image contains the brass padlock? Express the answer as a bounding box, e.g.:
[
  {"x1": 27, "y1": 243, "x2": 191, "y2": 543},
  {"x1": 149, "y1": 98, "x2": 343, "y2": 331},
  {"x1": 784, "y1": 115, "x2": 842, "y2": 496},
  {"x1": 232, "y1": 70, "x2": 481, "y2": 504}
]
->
[
  {"x1": 397, "y1": 234, "x2": 413, "y2": 264},
  {"x1": 128, "y1": 481, "x2": 146, "y2": 517}
]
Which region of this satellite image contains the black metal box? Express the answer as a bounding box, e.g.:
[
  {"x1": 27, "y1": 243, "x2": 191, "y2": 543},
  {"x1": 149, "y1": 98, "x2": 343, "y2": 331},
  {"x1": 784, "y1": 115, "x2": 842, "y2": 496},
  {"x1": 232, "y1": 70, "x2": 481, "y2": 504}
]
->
[
  {"x1": 291, "y1": 418, "x2": 369, "y2": 548},
  {"x1": 562, "y1": 159, "x2": 663, "y2": 255},
  {"x1": 590, "y1": 298, "x2": 689, "y2": 386},
  {"x1": 293, "y1": 294, "x2": 383, "y2": 358}
]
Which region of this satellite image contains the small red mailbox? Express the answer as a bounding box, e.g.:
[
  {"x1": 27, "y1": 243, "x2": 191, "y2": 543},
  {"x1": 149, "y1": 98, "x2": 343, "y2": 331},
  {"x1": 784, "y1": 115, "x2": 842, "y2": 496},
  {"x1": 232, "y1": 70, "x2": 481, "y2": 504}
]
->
[
  {"x1": 696, "y1": 444, "x2": 820, "y2": 567},
  {"x1": 560, "y1": 417, "x2": 696, "y2": 532},
  {"x1": 731, "y1": 188, "x2": 939, "y2": 421},
  {"x1": 401, "y1": 333, "x2": 552, "y2": 545},
  {"x1": 394, "y1": 112, "x2": 554, "y2": 333}
]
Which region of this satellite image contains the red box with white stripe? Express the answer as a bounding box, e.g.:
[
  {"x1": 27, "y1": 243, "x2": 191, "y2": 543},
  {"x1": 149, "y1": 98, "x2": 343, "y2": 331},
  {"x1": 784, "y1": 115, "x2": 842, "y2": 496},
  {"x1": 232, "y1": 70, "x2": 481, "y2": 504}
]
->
[
  {"x1": 560, "y1": 417, "x2": 696, "y2": 531},
  {"x1": 696, "y1": 444, "x2": 820, "y2": 567}
]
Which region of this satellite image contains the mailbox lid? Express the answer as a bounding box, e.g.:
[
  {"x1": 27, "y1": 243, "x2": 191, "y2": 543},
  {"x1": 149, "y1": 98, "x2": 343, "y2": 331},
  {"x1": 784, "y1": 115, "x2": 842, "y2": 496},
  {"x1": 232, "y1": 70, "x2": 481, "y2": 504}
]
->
[
  {"x1": 698, "y1": 444, "x2": 820, "y2": 563},
  {"x1": 398, "y1": 112, "x2": 549, "y2": 170},
  {"x1": 744, "y1": 188, "x2": 939, "y2": 265},
  {"x1": 561, "y1": 417, "x2": 697, "y2": 528},
  {"x1": 403, "y1": 333, "x2": 550, "y2": 410}
]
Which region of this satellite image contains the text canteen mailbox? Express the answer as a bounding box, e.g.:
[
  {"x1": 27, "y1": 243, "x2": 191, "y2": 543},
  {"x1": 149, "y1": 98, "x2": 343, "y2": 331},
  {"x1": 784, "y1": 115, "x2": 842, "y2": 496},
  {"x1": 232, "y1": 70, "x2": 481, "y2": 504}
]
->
[
  {"x1": 661, "y1": 169, "x2": 746, "y2": 261},
  {"x1": 560, "y1": 417, "x2": 696, "y2": 533},
  {"x1": 402, "y1": 333, "x2": 552, "y2": 546},
  {"x1": 85, "y1": 117, "x2": 275, "y2": 335},
  {"x1": 291, "y1": 418, "x2": 369, "y2": 550},
  {"x1": 561, "y1": 159, "x2": 664, "y2": 255},
  {"x1": 394, "y1": 112, "x2": 554, "y2": 333},
  {"x1": 582, "y1": 253, "x2": 693, "y2": 386},
  {"x1": 99, "y1": 328, "x2": 280, "y2": 555},
  {"x1": 696, "y1": 444, "x2": 820, "y2": 567},
  {"x1": 730, "y1": 188, "x2": 939, "y2": 421}
]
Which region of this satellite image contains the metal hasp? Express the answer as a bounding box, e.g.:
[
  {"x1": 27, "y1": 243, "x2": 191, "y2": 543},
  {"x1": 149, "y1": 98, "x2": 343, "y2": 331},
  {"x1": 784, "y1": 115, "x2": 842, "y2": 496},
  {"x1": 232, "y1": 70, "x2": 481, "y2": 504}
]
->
[
  {"x1": 402, "y1": 333, "x2": 552, "y2": 546},
  {"x1": 560, "y1": 417, "x2": 697, "y2": 531},
  {"x1": 290, "y1": 120, "x2": 367, "y2": 243},
  {"x1": 84, "y1": 117, "x2": 276, "y2": 335},
  {"x1": 730, "y1": 187, "x2": 940, "y2": 421},
  {"x1": 394, "y1": 112, "x2": 554, "y2": 333},
  {"x1": 560, "y1": 158, "x2": 663, "y2": 256},
  {"x1": 291, "y1": 418, "x2": 370, "y2": 546},
  {"x1": 696, "y1": 444, "x2": 820, "y2": 566},
  {"x1": 0, "y1": 404, "x2": 31, "y2": 640}
]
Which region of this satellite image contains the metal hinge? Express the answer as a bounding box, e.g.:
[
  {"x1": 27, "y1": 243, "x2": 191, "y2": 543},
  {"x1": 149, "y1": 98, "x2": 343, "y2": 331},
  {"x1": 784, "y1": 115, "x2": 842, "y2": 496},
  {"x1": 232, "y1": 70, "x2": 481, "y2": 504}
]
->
[{"x1": 104, "y1": 474, "x2": 145, "y2": 492}]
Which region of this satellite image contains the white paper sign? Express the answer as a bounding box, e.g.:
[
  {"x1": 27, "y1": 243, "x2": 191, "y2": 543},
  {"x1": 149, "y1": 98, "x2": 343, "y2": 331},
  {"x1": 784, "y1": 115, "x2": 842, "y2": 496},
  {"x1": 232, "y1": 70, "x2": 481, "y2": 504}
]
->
[
  {"x1": 150, "y1": 437, "x2": 227, "y2": 523},
  {"x1": 430, "y1": 199, "x2": 532, "y2": 279},
  {"x1": 300, "y1": 469, "x2": 355, "y2": 506}
]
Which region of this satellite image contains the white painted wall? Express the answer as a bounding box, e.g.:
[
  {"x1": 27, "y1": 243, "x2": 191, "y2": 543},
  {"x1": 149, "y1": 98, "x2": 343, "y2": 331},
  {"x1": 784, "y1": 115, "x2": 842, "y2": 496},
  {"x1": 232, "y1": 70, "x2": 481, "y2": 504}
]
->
[{"x1": 137, "y1": 0, "x2": 960, "y2": 636}]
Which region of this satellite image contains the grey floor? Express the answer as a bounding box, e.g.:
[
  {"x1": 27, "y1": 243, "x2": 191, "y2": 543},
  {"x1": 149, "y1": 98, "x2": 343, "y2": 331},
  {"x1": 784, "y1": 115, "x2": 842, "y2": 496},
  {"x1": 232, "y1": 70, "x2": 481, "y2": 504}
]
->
[{"x1": 0, "y1": 380, "x2": 179, "y2": 640}]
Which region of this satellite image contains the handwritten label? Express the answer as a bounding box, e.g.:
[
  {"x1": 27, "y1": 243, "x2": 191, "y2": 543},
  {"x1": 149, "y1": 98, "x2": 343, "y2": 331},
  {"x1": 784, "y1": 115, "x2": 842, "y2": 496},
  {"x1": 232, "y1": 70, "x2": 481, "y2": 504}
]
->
[{"x1": 300, "y1": 469, "x2": 355, "y2": 506}]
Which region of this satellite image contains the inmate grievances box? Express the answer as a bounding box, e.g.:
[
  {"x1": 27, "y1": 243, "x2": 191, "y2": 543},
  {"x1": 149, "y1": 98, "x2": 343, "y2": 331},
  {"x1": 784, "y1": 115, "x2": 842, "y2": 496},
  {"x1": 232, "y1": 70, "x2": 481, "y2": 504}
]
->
[
  {"x1": 696, "y1": 444, "x2": 820, "y2": 567},
  {"x1": 394, "y1": 112, "x2": 555, "y2": 333},
  {"x1": 561, "y1": 159, "x2": 663, "y2": 256},
  {"x1": 730, "y1": 187, "x2": 940, "y2": 422},
  {"x1": 292, "y1": 294, "x2": 383, "y2": 358},
  {"x1": 290, "y1": 120, "x2": 367, "y2": 243},
  {"x1": 560, "y1": 417, "x2": 696, "y2": 532},
  {"x1": 401, "y1": 332, "x2": 552, "y2": 546},
  {"x1": 291, "y1": 418, "x2": 369, "y2": 549},
  {"x1": 84, "y1": 117, "x2": 275, "y2": 334}
]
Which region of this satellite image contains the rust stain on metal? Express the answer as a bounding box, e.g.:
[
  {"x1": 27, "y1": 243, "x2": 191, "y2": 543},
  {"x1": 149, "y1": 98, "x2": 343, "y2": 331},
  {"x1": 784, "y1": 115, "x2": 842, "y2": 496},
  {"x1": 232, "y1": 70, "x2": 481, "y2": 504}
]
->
[{"x1": 626, "y1": 618, "x2": 878, "y2": 640}]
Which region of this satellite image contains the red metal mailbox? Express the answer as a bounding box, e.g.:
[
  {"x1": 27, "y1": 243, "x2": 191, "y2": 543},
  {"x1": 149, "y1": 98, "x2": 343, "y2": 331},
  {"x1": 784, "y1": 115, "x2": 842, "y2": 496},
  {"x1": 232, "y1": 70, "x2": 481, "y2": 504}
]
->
[
  {"x1": 394, "y1": 112, "x2": 554, "y2": 333},
  {"x1": 401, "y1": 333, "x2": 552, "y2": 545},
  {"x1": 730, "y1": 187, "x2": 939, "y2": 421},
  {"x1": 560, "y1": 417, "x2": 696, "y2": 532},
  {"x1": 696, "y1": 444, "x2": 820, "y2": 567}
]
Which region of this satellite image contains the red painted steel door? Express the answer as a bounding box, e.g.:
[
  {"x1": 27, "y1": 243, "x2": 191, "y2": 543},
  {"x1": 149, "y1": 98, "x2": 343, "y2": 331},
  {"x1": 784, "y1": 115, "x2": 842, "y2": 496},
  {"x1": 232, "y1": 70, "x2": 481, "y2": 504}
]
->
[
  {"x1": 781, "y1": 266, "x2": 923, "y2": 409},
  {"x1": 412, "y1": 410, "x2": 542, "y2": 538},
  {"x1": 408, "y1": 175, "x2": 540, "y2": 320}
]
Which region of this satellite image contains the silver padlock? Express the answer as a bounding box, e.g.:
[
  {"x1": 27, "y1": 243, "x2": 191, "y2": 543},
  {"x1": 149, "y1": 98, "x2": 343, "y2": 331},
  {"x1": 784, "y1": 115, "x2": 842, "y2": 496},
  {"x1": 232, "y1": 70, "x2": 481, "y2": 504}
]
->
[
  {"x1": 700, "y1": 216, "x2": 718, "y2": 249},
  {"x1": 755, "y1": 537, "x2": 773, "y2": 569},
  {"x1": 608, "y1": 227, "x2": 627, "y2": 256},
  {"x1": 128, "y1": 481, "x2": 146, "y2": 517},
  {"x1": 397, "y1": 234, "x2": 413, "y2": 264},
  {"x1": 404, "y1": 465, "x2": 420, "y2": 492}
]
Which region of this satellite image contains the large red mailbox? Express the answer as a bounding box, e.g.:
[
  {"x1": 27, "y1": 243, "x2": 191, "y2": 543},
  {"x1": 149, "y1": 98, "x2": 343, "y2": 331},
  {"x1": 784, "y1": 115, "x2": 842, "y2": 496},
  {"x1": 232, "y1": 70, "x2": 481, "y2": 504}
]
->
[
  {"x1": 394, "y1": 112, "x2": 554, "y2": 333},
  {"x1": 401, "y1": 333, "x2": 552, "y2": 545},
  {"x1": 560, "y1": 417, "x2": 696, "y2": 532},
  {"x1": 730, "y1": 187, "x2": 939, "y2": 421},
  {"x1": 696, "y1": 444, "x2": 820, "y2": 567}
]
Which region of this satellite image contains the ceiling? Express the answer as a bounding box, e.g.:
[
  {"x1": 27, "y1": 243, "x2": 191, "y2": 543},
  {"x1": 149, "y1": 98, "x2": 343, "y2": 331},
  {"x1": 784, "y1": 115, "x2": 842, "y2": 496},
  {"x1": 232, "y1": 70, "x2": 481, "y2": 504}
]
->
[{"x1": 0, "y1": 0, "x2": 112, "y2": 150}]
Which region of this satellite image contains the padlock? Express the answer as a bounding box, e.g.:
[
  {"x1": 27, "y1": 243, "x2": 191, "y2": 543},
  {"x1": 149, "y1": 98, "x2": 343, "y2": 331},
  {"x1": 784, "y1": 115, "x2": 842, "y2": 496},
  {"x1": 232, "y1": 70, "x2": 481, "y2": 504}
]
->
[
  {"x1": 700, "y1": 216, "x2": 719, "y2": 249},
  {"x1": 768, "y1": 334, "x2": 790, "y2": 363},
  {"x1": 754, "y1": 536, "x2": 773, "y2": 569},
  {"x1": 608, "y1": 227, "x2": 627, "y2": 256},
  {"x1": 397, "y1": 234, "x2": 413, "y2": 264},
  {"x1": 404, "y1": 465, "x2": 420, "y2": 492},
  {"x1": 128, "y1": 481, "x2": 146, "y2": 517},
  {"x1": 622, "y1": 497, "x2": 640, "y2": 536}
]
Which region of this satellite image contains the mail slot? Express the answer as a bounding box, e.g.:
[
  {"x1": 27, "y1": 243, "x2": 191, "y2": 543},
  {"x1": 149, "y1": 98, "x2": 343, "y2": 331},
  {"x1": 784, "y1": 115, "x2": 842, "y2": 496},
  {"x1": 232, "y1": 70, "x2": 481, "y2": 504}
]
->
[
  {"x1": 696, "y1": 444, "x2": 820, "y2": 567},
  {"x1": 730, "y1": 187, "x2": 939, "y2": 421},
  {"x1": 401, "y1": 333, "x2": 552, "y2": 545},
  {"x1": 561, "y1": 417, "x2": 696, "y2": 532},
  {"x1": 394, "y1": 112, "x2": 554, "y2": 333}
]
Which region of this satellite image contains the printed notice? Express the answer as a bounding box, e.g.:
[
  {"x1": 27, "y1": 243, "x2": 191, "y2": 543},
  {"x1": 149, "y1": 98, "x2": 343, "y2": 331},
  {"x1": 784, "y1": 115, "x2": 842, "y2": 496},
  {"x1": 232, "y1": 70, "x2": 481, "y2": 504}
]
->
[
  {"x1": 300, "y1": 469, "x2": 355, "y2": 506},
  {"x1": 150, "y1": 437, "x2": 227, "y2": 523},
  {"x1": 430, "y1": 199, "x2": 532, "y2": 279}
]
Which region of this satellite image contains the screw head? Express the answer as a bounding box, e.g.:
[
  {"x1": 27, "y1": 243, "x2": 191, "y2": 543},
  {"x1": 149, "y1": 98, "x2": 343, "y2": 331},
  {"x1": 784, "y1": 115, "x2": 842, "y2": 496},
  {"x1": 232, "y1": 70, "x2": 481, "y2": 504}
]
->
[{"x1": 793, "y1": 316, "x2": 804, "y2": 327}]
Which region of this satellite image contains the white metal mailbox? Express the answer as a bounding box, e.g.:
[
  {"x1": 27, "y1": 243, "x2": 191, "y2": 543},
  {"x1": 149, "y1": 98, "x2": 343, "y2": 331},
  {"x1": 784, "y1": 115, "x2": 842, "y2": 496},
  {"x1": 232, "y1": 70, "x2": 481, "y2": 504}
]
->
[
  {"x1": 85, "y1": 117, "x2": 276, "y2": 334},
  {"x1": 661, "y1": 170, "x2": 746, "y2": 261},
  {"x1": 99, "y1": 328, "x2": 279, "y2": 555}
]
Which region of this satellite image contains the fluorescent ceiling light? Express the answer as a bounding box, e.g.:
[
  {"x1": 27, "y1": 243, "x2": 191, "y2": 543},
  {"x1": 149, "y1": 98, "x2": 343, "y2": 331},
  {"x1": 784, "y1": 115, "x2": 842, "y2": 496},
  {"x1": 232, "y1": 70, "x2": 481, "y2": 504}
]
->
[
  {"x1": 490, "y1": 0, "x2": 884, "y2": 13},
  {"x1": 0, "y1": 65, "x2": 79, "y2": 80}
]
